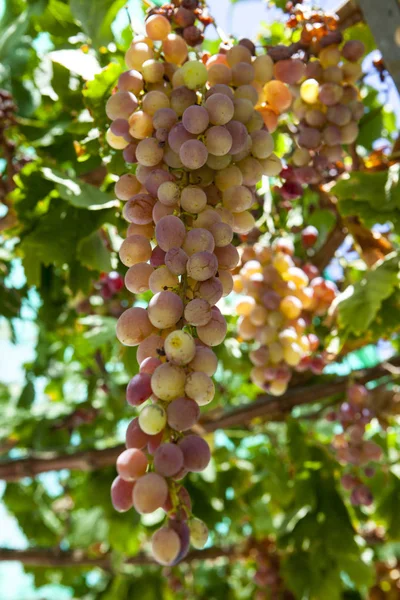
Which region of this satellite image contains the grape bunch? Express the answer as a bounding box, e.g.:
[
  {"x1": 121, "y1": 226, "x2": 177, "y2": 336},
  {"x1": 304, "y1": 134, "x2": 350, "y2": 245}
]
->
[
  {"x1": 234, "y1": 238, "x2": 337, "y2": 396},
  {"x1": 329, "y1": 384, "x2": 383, "y2": 506},
  {"x1": 106, "y1": 7, "x2": 281, "y2": 565},
  {"x1": 280, "y1": 9, "x2": 365, "y2": 193}
]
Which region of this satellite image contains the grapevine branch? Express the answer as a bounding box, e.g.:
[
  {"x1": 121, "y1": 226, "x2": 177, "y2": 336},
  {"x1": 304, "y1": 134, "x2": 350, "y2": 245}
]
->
[
  {"x1": 0, "y1": 357, "x2": 399, "y2": 482},
  {"x1": 0, "y1": 545, "x2": 236, "y2": 568}
]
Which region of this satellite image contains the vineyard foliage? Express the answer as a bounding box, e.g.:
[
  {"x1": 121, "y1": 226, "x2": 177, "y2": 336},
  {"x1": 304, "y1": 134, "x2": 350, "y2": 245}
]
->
[{"x1": 1, "y1": 0, "x2": 400, "y2": 598}]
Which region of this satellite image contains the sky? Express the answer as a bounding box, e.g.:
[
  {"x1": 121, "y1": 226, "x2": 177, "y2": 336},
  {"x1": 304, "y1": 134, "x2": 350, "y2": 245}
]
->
[{"x1": 0, "y1": 0, "x2": 397, "y2": 598}]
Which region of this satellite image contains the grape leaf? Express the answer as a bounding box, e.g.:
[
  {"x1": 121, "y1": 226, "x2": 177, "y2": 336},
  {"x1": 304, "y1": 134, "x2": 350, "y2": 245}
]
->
[
  {"x1": 336, "y1": 253, "x2": 400, "y2": 336},
  {"x1": 333, "y1": 166, "x2": 400, "y2": 231},
  {"x1": 83, "y1": 62, "x2": 123, "y2": 128},
  {"x1": 69, "y1": 0, "x2": 127, "y2": 49}
]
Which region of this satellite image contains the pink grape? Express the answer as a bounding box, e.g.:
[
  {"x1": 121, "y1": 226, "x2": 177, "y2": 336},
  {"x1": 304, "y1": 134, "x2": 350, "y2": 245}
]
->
[
  {"x1": 184, "y1": 298, "x2": 212, "y2": 326},
  {"x1": 154, "y1": 443, "x2": 184, "y2": 477},
  {"x1": 126, "y1": 372, "x2": 152, "y2": 406},
  {"x1": 117, "y1": 448, "x2": 148, "y2": 481},
  {"x1": 167, "y1": 397, "x2": 201, "y2": 431},
  {"x1": 155, "y1": 215, "x2": 186, "y2": 251},
  {"x1": 196, "y1": 306, "x2": 227, "y2": 346},
  {"x1": 178, "y1": 435, "x2": 211, "y2": 472},
  {"x1": 133, "y1": 472, "x2": 168, "y2": 514},
  {"x1": 111, "y1": 476, "x2": 134, "y2": 512},
  {"x1": 125, "y1": 417, "x2": 149, "y2": 450},
  {"x1": 116, "y1": 307, "x2": 154, "y2": 347},
  {"x1": 148, "y1": 290, "x2": 184, "y2": 328},
  {"x1": 151, "y1": 527, "x2": 181, "y2": 565}
]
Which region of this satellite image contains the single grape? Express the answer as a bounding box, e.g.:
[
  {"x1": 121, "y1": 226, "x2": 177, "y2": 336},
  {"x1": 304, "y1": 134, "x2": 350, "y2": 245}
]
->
[
  {"x1": 106, "y1": 91, "x2": 138, "y2": 121},
  {"x1": 151, "y1": 362, "x2": 186, "y2": 401},
  {"x1": 164, "y1": 330, "x2": 196, "y2": 365},
  {"x1": 151, "y1": 527, "x2": 181, "y2": 565},
  {"x1": 154, "y1": 443, "x2": 184, "y2": 477},
  {"x1": 189, "y1": 518, "x2": 209, "y2": 549},
  {"x1": 111, "y1": 476, "x2": 134, "y2": 512},
  {"x1": 133, "y1": 472, "x2": 168, "y2": 514},
  {"x1": 196, "y1": 307, "x2": 227, "y2": 346},
  {"x1": 205, "y1": 93, "x2": 234, "y2": 125},
  {"x1": 126, "y1": 372, "x2": 152, "y2": 406},
  {"x1": 204, "y1": 126, "x2": 232, "y2": 156},
  {"x1": 138, "y1": 403, "x2": 167, "y2": 435},
  {"x1": 148, "y1": 290, "x2": 184, "y2": 329},
  {"x1": 117, "y1": 448, "x2": 148, "y2": 481},
  {"x1": 156, "y1": 215, "x2": 186, "y2": 251},
  {"x1": 167, "y1": 397, "x2": 201, "y2": 431},
  {"x1": 186, "y1": 251, "x2": 218, "y2": 281},
  {"x1": 185, "y1": 371, "x2": 215, "y2": 406},
  {"x1": 178, "y1": 435, "x2": 211, "y2": 472},
  {"x1": 182, "y1": 105, "x2": 209, "y2": 134},
  {"x1": 179, "y1": 139, "x2": 208, "y2": 170},
  {"x1": 119, "y1": 235, "x2": 152, "y2": 267},
  {"x1": 116, "y1": 307, "x2": 154, "y2": 347},
  {"x1": 165, "y1": 247, "x2": 189, "y2": 275}
]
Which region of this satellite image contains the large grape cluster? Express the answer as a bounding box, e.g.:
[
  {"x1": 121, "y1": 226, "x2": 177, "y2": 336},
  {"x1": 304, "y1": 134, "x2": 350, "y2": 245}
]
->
[
  {"x1": 277, "y1": 10, "x2": 365, "y2": 196},
  {"x1": 234, "y1": 239, "x2": 337, "y2": 396},
  {"x1": 106, "y1": 7, "x2": 281, "y2": 565},
  {"x1": 329, "y1": 384, "x2": 383, "y2": 507}
]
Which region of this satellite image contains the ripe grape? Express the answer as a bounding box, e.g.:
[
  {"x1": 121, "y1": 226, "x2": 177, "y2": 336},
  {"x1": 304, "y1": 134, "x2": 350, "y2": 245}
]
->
[
  {"x1": 151, "y1": 362, "x2": 186, "y2": 401},
  {"x1": 106, "y1": 91, "x2": 138, "y2": 120},
  {"x1": 148, "y1": 291, "x2": 184, "y2": 328},
  {"x1": 154, "y1": 443, "x2": 184, "y2": 477},
  {"x1": 186, "y1": 251, "x2": 218, "y2": 281},
  {"x1": 179, "y1": 435, "x2": 211, "y2": 472},
  {"x1": 196, "y1": 307, "x2": 227, "y2": 346},
  {"x1": 126, "y1": 372, "x2": 152, "y2": 406},
  {"x1": 119, "y1": 235, "x2": 152, "y2": 267},
  {"x1": 156, "y1": 215, "x2": 186, "y2": 251},
  {"x1": 184, "y1": 298, "x2": 212, "y2": 326},
  {"x1": 148, "y1": 265, "x2": 178, "y2": 293},
  {"x1": 151, "y1": 527, "x2": 181, "y2": 565},
  {"x1": 182, "y1": 105, "x2": 209, "y2": 134},
  {"x1": 180, "y1": 186, "x2": 207, "y2": 213},
  {"x1": 205, "y1": 93, "x2": 234, "y2": 125},
  {"x1": 164, "y1": 330, "x2": 196, "y2": 365},
  {"x1": 180, "y1": 139, "x2": 208, "y2": 169},
  {"x1": 185, "y1": 371, "x2": 215, "y2": 405},
  {"x1": 189, "y1": 518, "x2": 209, "y2": 549},
  {"x1": 145, "y1": 14, "x2": 171, "y2": 41},
  {"x1": 117, "y1": 448, "x2": 148, "y2": 481},
  {"x1": 125, "y1": 417, "x2": 149, "y2": 450},
  {"x1": 165, "y1": 247, "x2": 189, "y2": 275},
  {"x1": 111, "y1": 476, "x2": 134, "y2": 512},
  {"x1": 116, "y1": 307, "x2": 154, "y2": 347},
  {"x1": 133, "y1": 472, "x2": 168, "y2": 514},
  {"x1": 167, "y1": 397, "x2": 201, "y2": 431}
]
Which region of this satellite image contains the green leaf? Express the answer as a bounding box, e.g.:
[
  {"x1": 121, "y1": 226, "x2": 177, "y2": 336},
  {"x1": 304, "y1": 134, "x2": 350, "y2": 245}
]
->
[
  {"x1": 83, "y1": 62, "x2": 123, "y2": 128},
  {"x1": 41, "y1": 167, "x2": 114, "y2": 209},
  {"x1": 336, "y1": 253, "x2": 400, "y2": 336},
  {"x1": 77, "y1": 231, "x2": 112, "y2": 272},
  {"x1": 68, "y1": 507, "x2": 108, "y2": 547},
  {"x1": 70, "y1": 0, "x2": 127, "y2": 49},
  {"x1": 376, "y1": 474, "x2": 400, "y2": 539},
  {"x1": 17, "y1": 380, "x2": 35, "y2": 409},
  {"x1": 20, "y1": 199, "x2": 115, "y2": 273},
  {"x1": 333, "y1": 166, "x2": 400, "y2": 231}
]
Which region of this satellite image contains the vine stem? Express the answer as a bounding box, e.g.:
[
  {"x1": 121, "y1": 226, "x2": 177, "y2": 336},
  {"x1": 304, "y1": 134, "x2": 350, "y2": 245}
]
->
[{"x1": 0, "y1": 357, "x2": 399, "y2": 482}]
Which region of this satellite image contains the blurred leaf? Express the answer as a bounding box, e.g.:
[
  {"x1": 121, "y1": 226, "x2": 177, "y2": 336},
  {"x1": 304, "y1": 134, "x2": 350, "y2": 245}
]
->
[{"x1": 70, "y1": 0, "x2": 127, "y2": 49}]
